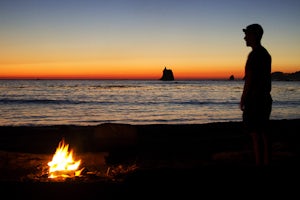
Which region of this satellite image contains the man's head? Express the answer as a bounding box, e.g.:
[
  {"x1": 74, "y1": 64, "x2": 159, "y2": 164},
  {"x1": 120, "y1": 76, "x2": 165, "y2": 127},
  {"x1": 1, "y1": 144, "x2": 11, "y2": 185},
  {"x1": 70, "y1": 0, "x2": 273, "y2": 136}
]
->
[
  {"x1": 243, "y1": 24, "x2": 263, "y2": 39},
  {"x1": 243, "y1": 23, "x2": 264, "y2": 47}
]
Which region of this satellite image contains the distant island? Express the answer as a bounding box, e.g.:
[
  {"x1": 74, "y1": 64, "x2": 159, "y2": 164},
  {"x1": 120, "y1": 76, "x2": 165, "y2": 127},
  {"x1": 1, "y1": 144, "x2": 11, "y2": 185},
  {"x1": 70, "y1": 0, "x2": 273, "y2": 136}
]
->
[
  {"x1": 160, "y1": 67, "x2": 174, "y2": 81},
  {"x1": 271, "y1": 71, "x2": 300, "y2": 81}
]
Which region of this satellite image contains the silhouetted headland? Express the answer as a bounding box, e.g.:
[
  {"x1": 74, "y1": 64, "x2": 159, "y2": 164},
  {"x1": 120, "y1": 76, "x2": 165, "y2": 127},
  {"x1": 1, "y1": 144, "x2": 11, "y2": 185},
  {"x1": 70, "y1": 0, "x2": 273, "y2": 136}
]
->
[{"x1": 271, "y1": 71, "x2": 300, "y2": 81}]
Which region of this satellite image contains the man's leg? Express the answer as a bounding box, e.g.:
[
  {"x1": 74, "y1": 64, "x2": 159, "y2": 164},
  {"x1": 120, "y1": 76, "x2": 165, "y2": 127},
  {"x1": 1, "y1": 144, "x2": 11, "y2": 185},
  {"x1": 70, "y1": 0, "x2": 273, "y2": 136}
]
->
[{"x1": 251, "y1": 132, "x2": 263, "y2": 166}]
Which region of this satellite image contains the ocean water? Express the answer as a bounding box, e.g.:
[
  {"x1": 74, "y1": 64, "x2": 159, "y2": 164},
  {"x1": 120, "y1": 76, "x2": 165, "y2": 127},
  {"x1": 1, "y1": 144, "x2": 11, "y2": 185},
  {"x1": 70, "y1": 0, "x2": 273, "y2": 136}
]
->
[{"x1": 0, "y1": 80, "x2": 299, "y2": 126}]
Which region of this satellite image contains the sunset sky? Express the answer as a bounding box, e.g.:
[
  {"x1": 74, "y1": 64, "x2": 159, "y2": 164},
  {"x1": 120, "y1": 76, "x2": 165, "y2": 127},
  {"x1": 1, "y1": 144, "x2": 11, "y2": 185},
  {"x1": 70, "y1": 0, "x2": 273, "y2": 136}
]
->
[{"x1": 1, "y1": 0, "x2": 299, "y2": 80}]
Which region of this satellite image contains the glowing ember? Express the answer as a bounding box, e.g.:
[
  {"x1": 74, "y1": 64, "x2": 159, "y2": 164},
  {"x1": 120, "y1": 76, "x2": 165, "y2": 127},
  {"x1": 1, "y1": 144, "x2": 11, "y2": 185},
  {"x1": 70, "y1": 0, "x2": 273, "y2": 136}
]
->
[{"x1": 48, "y1": 139, "x2": 84, "y2": 179}]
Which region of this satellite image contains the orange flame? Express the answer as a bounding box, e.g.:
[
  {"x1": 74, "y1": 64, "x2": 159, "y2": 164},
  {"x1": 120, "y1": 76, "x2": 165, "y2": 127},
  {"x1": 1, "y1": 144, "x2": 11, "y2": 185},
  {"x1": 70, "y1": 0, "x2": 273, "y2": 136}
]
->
[{"x1": 48, "y1": 139, "x2": 84, "y2": 178}]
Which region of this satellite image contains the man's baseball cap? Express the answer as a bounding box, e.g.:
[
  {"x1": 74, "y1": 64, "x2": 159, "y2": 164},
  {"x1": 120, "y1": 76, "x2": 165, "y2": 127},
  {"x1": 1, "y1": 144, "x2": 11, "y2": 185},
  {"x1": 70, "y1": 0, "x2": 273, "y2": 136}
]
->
[{"x1": 243, "y1": 23, "x2": 264, "y2": 38}]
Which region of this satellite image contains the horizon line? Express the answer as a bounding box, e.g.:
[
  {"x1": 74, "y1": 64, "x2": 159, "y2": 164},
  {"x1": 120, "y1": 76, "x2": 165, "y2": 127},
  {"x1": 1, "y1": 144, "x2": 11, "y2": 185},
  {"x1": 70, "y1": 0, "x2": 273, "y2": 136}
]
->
[{"x1": 0, "y1": 78, "x2": 242, "y2": 81}]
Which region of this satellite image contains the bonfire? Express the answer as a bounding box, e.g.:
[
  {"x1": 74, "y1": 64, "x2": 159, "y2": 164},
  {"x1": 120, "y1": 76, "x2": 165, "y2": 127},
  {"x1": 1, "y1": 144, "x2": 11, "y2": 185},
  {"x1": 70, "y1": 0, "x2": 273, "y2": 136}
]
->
[{"x1": 48, "y1": 139, "x2": 84, "y2": 179}]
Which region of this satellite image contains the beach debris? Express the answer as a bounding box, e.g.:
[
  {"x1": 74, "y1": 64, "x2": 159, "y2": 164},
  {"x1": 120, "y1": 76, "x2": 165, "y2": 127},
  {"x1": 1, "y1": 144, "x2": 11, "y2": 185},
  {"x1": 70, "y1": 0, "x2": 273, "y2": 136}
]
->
[{"x1": 106, "y1": 163, "x2": 138, "y2": 177}]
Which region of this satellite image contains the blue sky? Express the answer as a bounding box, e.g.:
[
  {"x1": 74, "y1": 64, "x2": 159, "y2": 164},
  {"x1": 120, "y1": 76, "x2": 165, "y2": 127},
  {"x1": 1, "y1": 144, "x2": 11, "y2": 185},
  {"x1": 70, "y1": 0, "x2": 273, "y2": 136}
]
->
[{"x1": 1, "y1": 0, "x2": 299, "y2": 79}]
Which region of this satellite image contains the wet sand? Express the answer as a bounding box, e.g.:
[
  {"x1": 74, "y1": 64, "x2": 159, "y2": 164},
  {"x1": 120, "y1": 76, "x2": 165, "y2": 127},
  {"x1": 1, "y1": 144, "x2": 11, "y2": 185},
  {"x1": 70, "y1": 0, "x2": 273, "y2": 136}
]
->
[{"x1": 0, "y1": 119, "x2": 299, "y2": 198}]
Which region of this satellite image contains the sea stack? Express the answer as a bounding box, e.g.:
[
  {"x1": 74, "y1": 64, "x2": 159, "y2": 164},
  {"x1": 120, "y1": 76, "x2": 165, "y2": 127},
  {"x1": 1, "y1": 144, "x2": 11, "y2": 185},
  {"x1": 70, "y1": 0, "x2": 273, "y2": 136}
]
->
[{"x1": 160, "y1": 67, "x2": 174, "y2": 81}]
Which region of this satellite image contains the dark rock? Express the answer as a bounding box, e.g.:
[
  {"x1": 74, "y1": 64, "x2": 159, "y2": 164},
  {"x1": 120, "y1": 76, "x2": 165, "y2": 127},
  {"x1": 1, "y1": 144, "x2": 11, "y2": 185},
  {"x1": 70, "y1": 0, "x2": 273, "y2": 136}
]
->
[{"x1": 160, "y1": 67, "x2": 174, "y2": 81}]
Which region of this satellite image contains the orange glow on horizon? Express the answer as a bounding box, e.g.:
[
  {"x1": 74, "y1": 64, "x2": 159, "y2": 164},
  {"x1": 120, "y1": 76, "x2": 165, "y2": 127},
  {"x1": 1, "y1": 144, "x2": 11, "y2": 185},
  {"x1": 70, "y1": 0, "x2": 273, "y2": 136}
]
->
[
  {"x1": 0, "y1": 62, "x2": 297, "y2": 80},
  {"x1": 0, "y1": 67, "x2": 244, "y2": 80}
]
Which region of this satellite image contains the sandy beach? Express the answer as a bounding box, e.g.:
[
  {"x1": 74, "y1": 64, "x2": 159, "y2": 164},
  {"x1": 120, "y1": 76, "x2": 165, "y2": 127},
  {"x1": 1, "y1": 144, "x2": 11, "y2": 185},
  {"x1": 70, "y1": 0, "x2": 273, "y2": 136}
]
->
[{"x1": 1, "y1": 119, "x2": 300, "y2": 198}]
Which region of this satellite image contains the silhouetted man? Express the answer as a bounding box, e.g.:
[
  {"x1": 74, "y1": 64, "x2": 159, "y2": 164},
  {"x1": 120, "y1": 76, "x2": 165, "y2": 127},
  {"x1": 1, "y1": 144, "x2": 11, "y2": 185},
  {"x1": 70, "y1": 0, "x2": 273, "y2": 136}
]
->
[{"x1": 240, "y1": 23, "x2": 272, "y2": 166}]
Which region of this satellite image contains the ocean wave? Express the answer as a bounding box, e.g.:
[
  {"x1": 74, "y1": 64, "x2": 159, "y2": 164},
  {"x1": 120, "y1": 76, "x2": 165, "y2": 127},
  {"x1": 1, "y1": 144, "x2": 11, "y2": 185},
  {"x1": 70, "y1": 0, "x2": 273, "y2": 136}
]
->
[
  {"x1": 0, "y1": 98, "x2": 242, "y2": 107},
  {"x1": 0, "y1": 98, "x2": 86, "y2": 105},
  {"x1": 0, "y1": 80, "x2": 299, "y2": 126}
]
